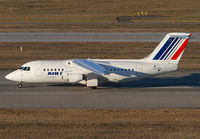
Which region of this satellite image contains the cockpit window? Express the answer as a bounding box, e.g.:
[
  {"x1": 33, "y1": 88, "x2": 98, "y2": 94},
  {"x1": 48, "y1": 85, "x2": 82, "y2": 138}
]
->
[
  {"x1": 19, "y1": 66, "x2": 30, "y2": 71},
  {"x1": 23, "y1": 67, "x2": 27, "y2": 71}
]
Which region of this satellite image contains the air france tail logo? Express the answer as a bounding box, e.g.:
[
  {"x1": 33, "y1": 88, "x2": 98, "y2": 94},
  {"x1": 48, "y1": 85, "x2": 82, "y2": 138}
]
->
[{"x1": 153, "y1": 37, "x2": 188, "y2": 60}]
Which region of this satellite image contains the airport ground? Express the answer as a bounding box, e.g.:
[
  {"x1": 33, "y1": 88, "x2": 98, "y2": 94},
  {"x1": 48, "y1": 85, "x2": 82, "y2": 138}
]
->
[
  {"x1": 0, "y1": 0, "x2": 200, "y2": 138},
  {"x1": 1, "y1": 70, "x2": 200, "y2": 109},
  {"x1": 1, "y1": 0, "x2": 199, "y2": 23},
  {"x1": 0, "y1": 41, "x2": 200, "y2": 137},
  {"x1": 1, "y1": 23, "x2": 200, "y2": 33},
  {"x1": 0, "y1": 42, "x2": 199, "y2": 70},
  {"x1": 0, "y1": 0, "x2": 200, "y2": 32},
  {"x1": 0, "y1": 35, "x2": 200, "y2": 138},
  {"x1": 0, "y1": 109, "x2": 200, "y2": 138}
]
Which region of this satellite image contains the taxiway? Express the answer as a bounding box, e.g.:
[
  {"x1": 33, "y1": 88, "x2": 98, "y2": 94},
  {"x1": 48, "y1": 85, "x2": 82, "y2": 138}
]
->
[
  {"x1": 0, "y1": 70, "x2": 200, "y2": 109},
  {"x1": 0, "y1": 32, "x2": 199, "y2": 42}
]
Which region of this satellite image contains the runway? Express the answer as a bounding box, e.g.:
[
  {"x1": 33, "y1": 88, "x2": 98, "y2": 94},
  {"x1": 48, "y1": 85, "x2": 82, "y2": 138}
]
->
[
  {"x1": 0, "y1": 32, "x2": 199, "y2": 42},
  {"x1": 0, "y1": 70, "x2": 200, "y2": 109}
]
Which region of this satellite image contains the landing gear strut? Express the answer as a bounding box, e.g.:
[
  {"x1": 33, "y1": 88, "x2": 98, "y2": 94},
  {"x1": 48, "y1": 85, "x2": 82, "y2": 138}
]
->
[{"x1": 18, "y1": 82, "x2": 22, "y2": 88}]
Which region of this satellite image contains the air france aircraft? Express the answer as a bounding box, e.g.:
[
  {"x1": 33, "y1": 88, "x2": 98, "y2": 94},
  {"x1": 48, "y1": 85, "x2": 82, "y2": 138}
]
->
[{"x1": 5, "y1": 33, "x2": 191, "y2": 88}]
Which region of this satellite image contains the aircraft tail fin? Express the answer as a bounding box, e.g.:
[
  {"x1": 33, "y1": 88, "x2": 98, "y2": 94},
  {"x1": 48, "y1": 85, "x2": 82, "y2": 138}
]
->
[{"x1": 145, "y1": 33, "x2": 192, "y2": 64}]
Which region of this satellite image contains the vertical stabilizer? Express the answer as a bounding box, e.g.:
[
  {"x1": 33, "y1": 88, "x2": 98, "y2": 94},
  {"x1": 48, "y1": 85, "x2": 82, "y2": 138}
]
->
[{"x1": 145, "y1": 33, "x2": 191, "y2": 64}]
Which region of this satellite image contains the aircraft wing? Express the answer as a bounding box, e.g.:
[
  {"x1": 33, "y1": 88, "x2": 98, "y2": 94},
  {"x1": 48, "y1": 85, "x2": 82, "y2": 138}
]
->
[{"x1": 72, "y1": 59, "x2": 108, "y2": 75}]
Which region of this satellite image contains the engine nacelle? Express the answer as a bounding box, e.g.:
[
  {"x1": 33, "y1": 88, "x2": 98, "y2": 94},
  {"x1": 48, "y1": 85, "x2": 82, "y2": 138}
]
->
[{"x1": 63, "y1": 73, "x2": 83, "y2": 83}]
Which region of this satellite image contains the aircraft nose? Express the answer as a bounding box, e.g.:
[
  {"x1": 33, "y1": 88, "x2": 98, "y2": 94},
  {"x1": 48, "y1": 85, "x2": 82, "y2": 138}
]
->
[
  {"x1": 5, "y1": 71, "x2": 21, "y2": 82},
  {"x1": 5, "y1": 73, "x2": 14, "y2": 81},
  {"x1": 5, "y1": 73, "x2": 11, "y2": 80}
]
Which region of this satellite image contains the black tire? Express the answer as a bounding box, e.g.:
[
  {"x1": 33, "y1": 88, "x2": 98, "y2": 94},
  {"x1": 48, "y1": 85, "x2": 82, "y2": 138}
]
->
[
  {"x1": 18, "y1": 84, "x2": 22, "y2": 88},
  {"x1": 90, "y1": 87, "x2": 97, "y2": 89}
]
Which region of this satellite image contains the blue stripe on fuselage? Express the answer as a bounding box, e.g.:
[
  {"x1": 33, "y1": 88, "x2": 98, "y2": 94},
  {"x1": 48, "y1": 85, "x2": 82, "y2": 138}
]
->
[{"x1": 153, "y1": 37, "x2": 175, "y2": 60}]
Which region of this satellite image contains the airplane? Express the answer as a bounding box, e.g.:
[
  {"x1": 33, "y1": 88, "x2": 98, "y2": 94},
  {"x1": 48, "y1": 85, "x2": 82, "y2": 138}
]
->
[{"x1": 5, "y1": 33, "x2": 192, "y2": 89}]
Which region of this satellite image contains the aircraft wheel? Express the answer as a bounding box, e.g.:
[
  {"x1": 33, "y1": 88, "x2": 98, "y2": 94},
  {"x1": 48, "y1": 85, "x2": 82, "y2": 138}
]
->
[
  {"x1": 90, "y1": 87, "x2": 97, "y2": 89},
  {"x1": 18, "y1": 84, "x2": 22, "y2": 88}
]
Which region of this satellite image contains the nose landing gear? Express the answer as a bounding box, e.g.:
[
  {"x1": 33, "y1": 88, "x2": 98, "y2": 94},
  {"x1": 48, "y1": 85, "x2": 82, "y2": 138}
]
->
[{"x1": 18, "y1": 82, "x2": 22, "y2": 88}]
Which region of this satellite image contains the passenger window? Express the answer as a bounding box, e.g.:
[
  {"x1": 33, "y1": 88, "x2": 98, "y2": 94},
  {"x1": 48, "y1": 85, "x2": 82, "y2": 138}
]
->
[
  {"x1": 62, "y1": 69, "x2": 64, "y2": 71},
  {"x1": 47, "y1": 69, "x2": 49, "y2": 71},
  {"x1": 44, "y1": 69, "x2": 46, "y2": 71},
  {"x1": 110, "y1": 69, "x2": 112, "y2": 71},
  {"x1": 51, "y1": 69, "x2": 53, "y2": 71},
  {"x1": 113, "y1": 69, "x2": 116, "y2": 71},
  {"x1": 55, "y1": 69, "x2": 56, "y2": 71},
  {"x1": 132, "y1": 69, "x2": 134, "y2": 71},
  {"x1": 58, "y1": 69, "x2": 60, "y2": 71}
]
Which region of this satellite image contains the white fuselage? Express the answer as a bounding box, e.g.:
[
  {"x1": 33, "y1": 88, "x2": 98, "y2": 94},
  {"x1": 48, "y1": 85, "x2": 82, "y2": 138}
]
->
[{"x1": 6, "y1": 59, "x2": 177, "y2": 85}]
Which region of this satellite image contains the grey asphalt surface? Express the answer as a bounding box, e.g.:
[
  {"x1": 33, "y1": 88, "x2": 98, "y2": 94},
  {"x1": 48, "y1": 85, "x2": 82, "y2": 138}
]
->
[
  {"x1": 0, "y1": 70, "x2": 200, "y2": 109},
  {"x1": 0, "y1": 32, "x2": 199, "y2": 42}
]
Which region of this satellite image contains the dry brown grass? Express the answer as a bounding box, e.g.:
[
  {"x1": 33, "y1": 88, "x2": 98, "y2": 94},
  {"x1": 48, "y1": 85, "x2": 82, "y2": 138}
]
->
[
  {"x1": 0, "y1": 0, "x2": 199, "y2": 23},
  {"x1": 0, "y1": 0, "x2": 199, "y2": 32},
  {"x1": 0, "y1": 109, "x2": 200, "y2": 138},
  {"x1": 0, "y1": 42, "x2": 199, "y2": 70},
  {"x1": 1, "y1": 23, "x2": 200, "y2": 33}
]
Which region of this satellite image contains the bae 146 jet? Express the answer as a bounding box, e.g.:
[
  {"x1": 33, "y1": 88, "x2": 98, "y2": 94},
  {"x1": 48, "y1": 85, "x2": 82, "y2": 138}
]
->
[{"x1": 5, "y1": 33, "x2": 192, "y2": 88}]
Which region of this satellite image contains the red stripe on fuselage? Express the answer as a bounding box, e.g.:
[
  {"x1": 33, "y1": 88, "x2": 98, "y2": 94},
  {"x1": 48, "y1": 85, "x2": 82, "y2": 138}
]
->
[{"x1": 171, "y1": 39, "x2": 189, "y2": 60}]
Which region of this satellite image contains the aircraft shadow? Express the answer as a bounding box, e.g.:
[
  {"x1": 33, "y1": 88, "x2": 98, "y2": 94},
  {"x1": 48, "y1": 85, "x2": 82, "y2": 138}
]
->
[
  {"x1": 103, "y1": 73, "x2": 200, "y2": 88},
  {"x1": 41, "y1": 73, "x2": 200, "y2": 89}
]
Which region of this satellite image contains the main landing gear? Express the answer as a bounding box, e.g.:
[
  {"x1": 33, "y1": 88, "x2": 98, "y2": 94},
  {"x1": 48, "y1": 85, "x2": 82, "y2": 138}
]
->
[
  {"x1": 90, "y1": 87, "x2": 97, "y2": 89},
  {"x1": 18, "y1": 82, "x2": 22, "y2": 88}
]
